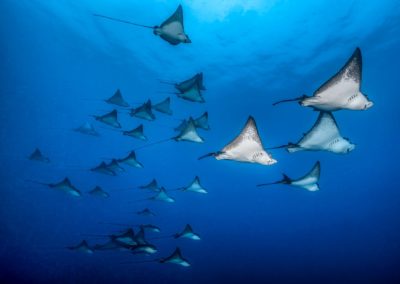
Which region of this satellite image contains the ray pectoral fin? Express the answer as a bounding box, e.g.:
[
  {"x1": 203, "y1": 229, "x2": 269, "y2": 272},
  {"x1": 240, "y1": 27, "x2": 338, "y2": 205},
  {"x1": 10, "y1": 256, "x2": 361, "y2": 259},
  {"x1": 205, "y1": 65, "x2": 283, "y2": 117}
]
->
[{"x1": 272, "y1": 95, "x2": 308, "y2": 106}]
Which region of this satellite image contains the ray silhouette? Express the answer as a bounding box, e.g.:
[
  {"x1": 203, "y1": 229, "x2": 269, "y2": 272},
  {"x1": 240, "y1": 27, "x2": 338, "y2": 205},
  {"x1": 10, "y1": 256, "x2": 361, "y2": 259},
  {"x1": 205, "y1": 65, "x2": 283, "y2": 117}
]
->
[
  {"x1": 199, "y1": 116, "x2": 276, "y2": 165},
  {"x1": 93, "y1": 109, "x2": 121, "y2": 128},
  {"x1": 258, "y1": 161, "x2": 321, "y2": 191},
  {"x1": 273, "y1": 48, "x2": 373, "y2": 111},
  {"x1": 121, "y1": 247, "x2": 190, "y2": 267},
  {"x1": 139, "y1": 179, "x2": 161, "y2": 192},
  {"x1": 25, "y1": 177, "x2": 81, "y2": 197},
  {"x1": 268, "y1": 112, "x2": 355, "y2": 154},
  {"x1": 123, "y1": 124, "x2": 147, "y2": 140},
  {"x1": 130, "y1": 100, "x2": 155, "y2": 121},
  {"x1": 179, "y1": 176, "x2": 207, "y2": 194},
  {"x1": 149, "y1": 187, "x2": 175, "y2": 203},
  {"x1": 137, "y1": 208, "x2": 156, "y2": 216},
  {"x1": 105, "y1": 89, "x2": 130, "y2": 107},
  {"x1": 28, "y1": 148, "x2": 50, "y2": 163},
  {"x1": 90, "y1": 161, "x2": 117, "y2": 176},
  {"x1": 94, "y1": 5, "x2": 190, "y2": 45},
  {"x1": 74, "y1": 122, "x2": 100, "y2": 136},
  {"x1": 117, "y1": 151, "x2": 144, "y2": 168},
  {"x1": 152, "y1": 97, "x2": 172, "y2": 115},
  {"x1": 89, "y1": 186, "x2": 110, "y2": 198},
  {"x1": 67, "y1": 240, "x2": 94, "y2": 254},
  {"x1": 174, "y1": 224, "x2": 201, "y2": 240}
]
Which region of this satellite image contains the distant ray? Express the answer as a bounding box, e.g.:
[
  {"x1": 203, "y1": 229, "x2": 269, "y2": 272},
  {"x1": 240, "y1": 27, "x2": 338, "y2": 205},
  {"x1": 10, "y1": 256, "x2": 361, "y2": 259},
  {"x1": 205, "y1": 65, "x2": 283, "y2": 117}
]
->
[
  {"x1": 199, "y1": 116, "x2": 276, "y2": 165},
  {"x1": 153, "y1": 97, "x2": 172, "y2": 115},
  {"x1": 130, "y1": 100, "x2": 155, "y2": 121},
  {"x1": 273, "y1": 48, "x2": 373, "y2": 111},
  {"x1": 67, "y1": 240, "x2": 93, "y2": 254},
  {"x1": 149, "y1": 187, "x2": 175, "y2": 203},
  {"x1": 140, "y1": 224, "x2": 161, "y2": 233},
  {"x1": 89, "y1": 186, "x2": 110, "y2": 198},
  {"x1": 193, "y1": 111, "x2": 209, "y2": 130},
  {"x1": 174, "y1": 118, "x2": 204, "y2": 143},
  {"x1": 160, "y1": 247, "x2": 190, "y2": 267},
  {"x1": 105, "y1": 89, "x2": 130, "y2": 107},
  {"x1": 28, "y1": 148, "x2": 50, "y2": 163},
  {"x1": 130, "y1": 243, "x2": 158, "y2": 255},
  {"x1": 106, "y1": 159, "x2": 125, "y2": 173},
  {"x1": 74, "y1": 122, "x2": 100, "y2": 136},
  {"x1": 93, "y1": 109, "x2": 121, "y2": 128},
  {"x1": 26, "y1": 177, "x2": 81, "y2": 197},
  {"x1": 90, "y1": 161, "x2": 117, "y2": 176},
  {"x1": 258, "y1": 161, "x2": 321, "y2": 191},
  {"x1": 117, "y1": 151, "x2": 143, "y2": 168},
  {"x1": 123, "y1": 124, "x2": 147, "y2": 140},
  {"x1": 174, "y1": 224, "x2": 201, "y2": 240},
  {"x1": 181, "y1": 176, "x2": 207, "y2": 194},
  {"x1": 270, "y1": 112, "x2": 355, "y2": 154},
  {"x1": 113, "y1": 228, "x2": 137, "y2": 246},
  {"x1": 139, "y1": 179, "x2": 161, "y2": 192},
  {"x1": 137, "y1": 208, "x2": 156, "y2": 216}
]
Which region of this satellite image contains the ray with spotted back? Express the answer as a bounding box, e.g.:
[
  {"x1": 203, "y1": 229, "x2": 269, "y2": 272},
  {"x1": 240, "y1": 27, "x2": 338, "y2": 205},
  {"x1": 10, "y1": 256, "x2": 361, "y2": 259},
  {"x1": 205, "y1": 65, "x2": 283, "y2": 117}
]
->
[
  {"x1": 273, "y1": 48, "x2": 373, "y2": 111},
  {"x1": 199, "y1": 116, "x2": 276, "y2": 165},
  {"x1": 105, "y1": 89, "x2": 129, "y2": 107},
  {"x1": 74, "y1": 122, "x2": 100, "y2": 136},
  {"x1": 28, "y1": 148, "x2": 50, "y2": 163},
  {"x1": 117, "y1": 151, "x2": 143, "y2": 168},
  {"x1": 93, "y1": 109, "x2": 121, "y2": 128},
  {"x1": 181, "y1": 176, "x2": 207, "y2": 194},
  {"x1": 130, "y1": 100, "x2": 155, "y2": 121},
  {"x1": 94, "y1": 5, "x2": 190, "y2": 45},
  {"x1": 258, "y1": 161, "x2": 321, "y2": 191},
  {"x1": 270, "y1": 112, "x2": 355, "y2": 154},
  {"x1": 67, "y1": 240, "x2": 94, "y2": 254},
  {"x1": 89, "y1": 186, "x2": 110, "y2": 198},
  {"x1": 174, "y1": 224, "x2": 201, "y2": 240},
  {"x1": 153, "y1": 97, "x2": 172, "y2": 115}
]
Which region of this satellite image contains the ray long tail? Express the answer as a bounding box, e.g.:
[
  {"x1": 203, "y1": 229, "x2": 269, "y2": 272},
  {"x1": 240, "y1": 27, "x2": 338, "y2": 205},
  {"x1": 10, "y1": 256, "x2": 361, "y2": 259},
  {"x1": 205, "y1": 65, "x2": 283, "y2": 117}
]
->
[
  {"x1": 272, "y1": 95, "x2": 308, "y2": 106},
  {"x1": 93, "y1": 14, "x2": 154, "y2": 29}
]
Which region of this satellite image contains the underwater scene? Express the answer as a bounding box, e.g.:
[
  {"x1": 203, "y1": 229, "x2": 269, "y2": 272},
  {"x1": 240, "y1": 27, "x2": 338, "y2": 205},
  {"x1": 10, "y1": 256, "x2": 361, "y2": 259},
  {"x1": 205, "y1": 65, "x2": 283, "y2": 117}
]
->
[{"x1": 1, "y1": 0, "x2": 400, "y2": 283}]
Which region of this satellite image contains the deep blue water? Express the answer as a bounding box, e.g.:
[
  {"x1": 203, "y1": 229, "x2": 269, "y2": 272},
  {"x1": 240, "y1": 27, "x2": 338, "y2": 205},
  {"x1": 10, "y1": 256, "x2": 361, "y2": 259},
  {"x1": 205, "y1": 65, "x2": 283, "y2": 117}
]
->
[{"x1": 1, "y1": 1, "x2": 400, "y2": 283}]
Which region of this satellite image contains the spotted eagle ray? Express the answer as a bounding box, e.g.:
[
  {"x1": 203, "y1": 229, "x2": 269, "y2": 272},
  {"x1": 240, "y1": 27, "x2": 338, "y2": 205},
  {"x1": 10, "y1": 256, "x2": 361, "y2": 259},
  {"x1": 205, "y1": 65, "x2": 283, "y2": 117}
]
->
[
  {"x1": 160, "y1": 247, "x2": 190, "y2": 267},
  {"x1": 132, "y1": 117, "x2": 204, "y2": 151},
  {"x1": 152, "y1": 97, "x2": 172, "y2": 115},
  {"x1": 28, "y1": 148, "x2": 50, "y2": 163},
  {"x1": 89, "y1": 186, "x2": 110, "y2": 198},
  {"x1": 149, "y1": 187, "x2": 175, "y2": 203},
  {"x1": 177, "y1": 81, "x2": 204, "y2": 103},
  {"x1": 269, "y1": 111, "x2": 355, "y2": 154},
  {"x1": 258, "y1": 161, "x2": 321, "y2": 191},
  {"x1": 117, "y1": 151, "x2": 143, "y2": 168},
  {"x1": 137, "y1": 208, "x2": 156, "y2": 216},
  {"x1": 26, "y1": 177, "x2": 81, "y2": 197},
  {"x1": 94, "y1": 5, "x2": 190, "y2": 45},
  {"x1": 74, "y1": 122, "x2": 100, "y2": 136},
  {"x1": 180, "y1": 176, "x2": 207, "y2": 194},
  {"x1": 199, "y1": 116, "x2": 277, "y2": 165},
  {"x1": 130, "y1": 100, "x2": 155, "y2": 121},
  {"x1": 105, "y1": 89, "x2": 130, "y2": 107},
  {"x1": 67, "y1": 240, "x2": 94, "y2": 254},
  {"x1": 273, "y1": 48, "x2": 373, "y2": 111},
  {"x1": 123, "y1": 124, "x2": 147, "y2": 140},
  {"x1": 174, "y1": 224, "x2": 201, "y2": 240},
  {"x1": 90, "y1": 161, "x2": 117, "y2": 176},
  {"x1": 174, "y1": 112, "x2": 210, "y2": 132},
  {"x1": 139, "y1": 179, "x2": 161, "y2": 192},
  {"x1": 91, "y1": 228, "x2": 137, "y2": 250},
  {"x1": 93, "y1": 109, "x2": 121, "y2": 128},
  {"x1": 106, "y1": 159, "x2": 125, "y2": 173}
]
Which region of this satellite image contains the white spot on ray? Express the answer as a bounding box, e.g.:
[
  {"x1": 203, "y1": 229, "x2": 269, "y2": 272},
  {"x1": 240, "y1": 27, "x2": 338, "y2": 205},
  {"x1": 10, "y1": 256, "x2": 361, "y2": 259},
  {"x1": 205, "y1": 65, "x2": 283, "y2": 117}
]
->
[
  {"x1": 105, "y1": 89, "x2": 130, "y2": 107},
  {"x1": 201, "y1": 116, "x2": 276, "y2": 165},
  {"x1": 287, "y1": 111, "x2": 355, "y2": 154},
  {"x1": 154, "y1": 5, "x2": 191, "y2": 45}
]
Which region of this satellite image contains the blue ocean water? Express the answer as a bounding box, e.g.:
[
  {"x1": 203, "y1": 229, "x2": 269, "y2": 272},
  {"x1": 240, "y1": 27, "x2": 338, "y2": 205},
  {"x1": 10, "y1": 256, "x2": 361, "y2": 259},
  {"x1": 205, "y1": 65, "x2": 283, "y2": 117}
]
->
[{"x1": 1, "y1": 0, "x2": 400, "y2": 283}]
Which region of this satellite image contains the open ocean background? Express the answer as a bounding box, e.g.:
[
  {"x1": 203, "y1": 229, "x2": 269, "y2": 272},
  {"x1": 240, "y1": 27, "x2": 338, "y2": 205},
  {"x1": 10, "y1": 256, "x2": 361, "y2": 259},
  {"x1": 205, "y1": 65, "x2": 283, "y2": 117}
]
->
[{"x1": 1, "y1": 0, "x2": 400, "y2": 283}]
